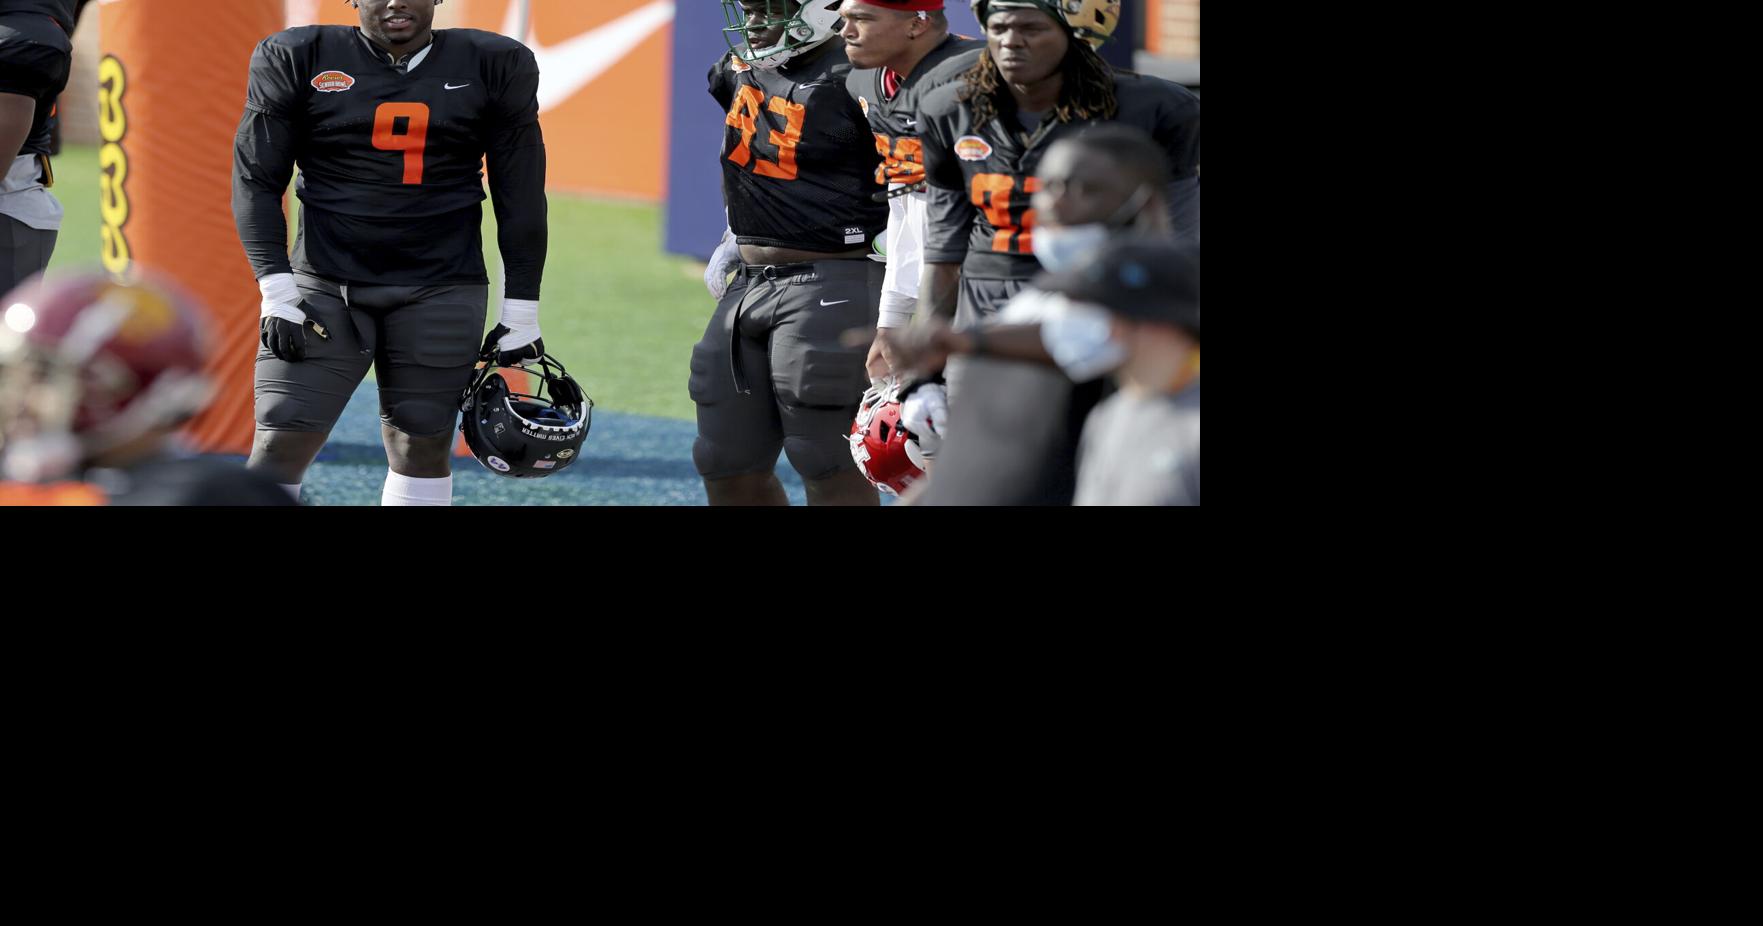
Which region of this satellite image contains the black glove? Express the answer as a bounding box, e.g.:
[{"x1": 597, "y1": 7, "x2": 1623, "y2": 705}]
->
[
  {"x1": 260, "y1": 308, "x2": 330, "y2": 363},
  {"x1": 479, "y1": 323, "x2": 545, "y2": 366}
]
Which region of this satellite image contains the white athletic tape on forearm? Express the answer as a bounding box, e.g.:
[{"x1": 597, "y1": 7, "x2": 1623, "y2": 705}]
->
[
  {"x1": 257, "y1": 273, "x2": 304, "y2": 322},
  {"x1": 877, "y1": 292, "x2": 917, "y2": 329}
]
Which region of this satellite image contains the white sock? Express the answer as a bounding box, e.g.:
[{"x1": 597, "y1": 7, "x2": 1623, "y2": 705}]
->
[
  {"x1": 382, "y1": 471, "x2": 452, "y2": 507},
  {"x1": 280, "y1": 483, "x2": 302, "y2": 502}
]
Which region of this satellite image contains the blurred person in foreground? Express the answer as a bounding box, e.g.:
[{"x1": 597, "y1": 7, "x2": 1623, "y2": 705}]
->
[
  {"x1": 1038, "y1": 238, "x2": 1198, "y2": 506},
  {"x1": 0, "y1": 272, "x2": 297, "y2": 505},
  {"x1": 881, "y1": 124, "x2": 1182, "y2": 504}
]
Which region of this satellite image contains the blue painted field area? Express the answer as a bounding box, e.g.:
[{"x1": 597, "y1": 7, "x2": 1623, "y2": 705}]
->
[
  {"x1": 43, "y1": 147, "x2": 875, "y2": 506},
  {"x1": 252, "y1": 381, "x2": 813, "y2": 506}
]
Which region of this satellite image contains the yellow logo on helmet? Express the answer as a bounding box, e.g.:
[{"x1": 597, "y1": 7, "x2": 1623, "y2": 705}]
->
[
  {"x1": 972, "y1": 0, "x2": 1121, "y2": 49},
  {"x1": 106, "y1": 285, "x2": 178, "y2": 344}
]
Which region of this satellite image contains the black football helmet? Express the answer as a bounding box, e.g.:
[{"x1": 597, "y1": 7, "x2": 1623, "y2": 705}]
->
[{"x1": 459, "y1": 325, "x2": 593, "y2": 478}]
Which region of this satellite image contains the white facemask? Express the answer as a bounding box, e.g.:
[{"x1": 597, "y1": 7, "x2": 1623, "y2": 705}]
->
[
  {"x1": 1029, "y1": 184, "x2": 1155, "y2": 272},
  {"x1": 1031, "y1": 223, "x2": 1111, "y2": 273},
  {"x1": 1039, "y1": 298, "x2": 1124, "y2": 382}
]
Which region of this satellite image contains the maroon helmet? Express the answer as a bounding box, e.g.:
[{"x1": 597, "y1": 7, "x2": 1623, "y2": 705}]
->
[
  {"x1": 0, "y1": 272, "x2": 213, "y2": 481},
  {"x1": 849, "y1": 379, "x2": 928, "y2": 496}
]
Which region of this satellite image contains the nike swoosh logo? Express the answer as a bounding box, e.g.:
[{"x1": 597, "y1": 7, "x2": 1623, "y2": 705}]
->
[
  {"x1": 820, "y1": 299, "x2": 850, "y2": 306},
  {"x1": 501, "y1": 1, "x2": 676, "y2": 115},
  {"x1": 444, "y1": 82, "x2": 471, "y2": 90}
]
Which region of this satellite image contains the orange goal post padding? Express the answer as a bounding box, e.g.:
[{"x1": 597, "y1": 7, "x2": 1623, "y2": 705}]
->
[{"x1": 99, "y1": 0, "x2": 285, "y2": 454}]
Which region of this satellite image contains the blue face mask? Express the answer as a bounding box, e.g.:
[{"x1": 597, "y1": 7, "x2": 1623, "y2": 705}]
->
[
  {"x1": 1029, "y1": 184, "x2": 1154, "y2": 272},
  {"x1": 1040, "y1": 297, "x2": 1125, "y2": 382},
  {"x1": 1031, "y1": 223, "x2": 1111, "y2": 273}
]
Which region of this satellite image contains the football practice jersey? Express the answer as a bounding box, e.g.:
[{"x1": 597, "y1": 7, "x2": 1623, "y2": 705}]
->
[
  {"x1": 710, "y1": 40, "x2": 886, "y2": 253},
  {"x1": 0, "y1": 0, "x2": 84, "y2": 31},
  {"x1": 845, "y1": 36, "x2": 982, "y2": 192},
  {"x1": 232, "y1": 26, "x2": 547, "y2": 298},
  {"x1": 919, "y1": 69, "x2": 1201, "y2": 280},
  {"x1": 846, "y1": 40, "x2": 980, "y2": 325},
  {"x1": 0, "y1": 0, "x2": 85, "y2": 161}
]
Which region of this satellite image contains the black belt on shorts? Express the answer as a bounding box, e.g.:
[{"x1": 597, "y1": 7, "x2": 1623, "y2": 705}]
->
[
  {"x1": 727, "y1": 262, "x2": 819, "y2": 395},
  {"x1": 741, "y1": 262, "x2": 817, "y2": 280}
]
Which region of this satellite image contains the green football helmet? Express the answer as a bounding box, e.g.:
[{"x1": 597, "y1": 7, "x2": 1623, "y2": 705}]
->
[{"x1": 720, "y1": 0, "x2": 845, "y2": 70}]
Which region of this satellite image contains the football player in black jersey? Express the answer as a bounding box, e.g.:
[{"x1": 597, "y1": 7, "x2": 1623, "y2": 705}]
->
[
  {"x1": 0, "y1": 0, "x2": 88, "y2": 295},
  {"x1": 232, "y1": 0, "x2": 548, "y2": 506},
  {"x1": 908, "y1": 0, "x2": 1198, "y2": 336},
  {"x1": 837, "y1": 0, "x2": 983, "y2": 382},
  {"x1": 690, "y1": 0, "x2": 888, "y2": 506}
]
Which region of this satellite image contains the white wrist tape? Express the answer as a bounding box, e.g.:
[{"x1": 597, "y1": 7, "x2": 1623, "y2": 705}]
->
[
  {"x1": 498, "y1": 298, "x2": 539, "y2": 330},
  {"x1": 257, "y1": 273, "x2": 305, "y2": 323},
  {"x1": 497, "y1": 298, "x2": 542, "y2": 351},
  {"x1": 877, "y1": 292, "x2": 917, "y2": 329}
]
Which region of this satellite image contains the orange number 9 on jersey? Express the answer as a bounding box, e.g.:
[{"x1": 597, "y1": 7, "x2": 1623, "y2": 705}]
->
[{"x1": 372, "y1": 102, "x2": 430, "y2": 185}]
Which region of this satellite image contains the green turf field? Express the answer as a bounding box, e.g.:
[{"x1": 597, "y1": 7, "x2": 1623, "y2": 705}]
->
[{"x1": 43, "y1": 143, "x2": 712, "y2": 422}]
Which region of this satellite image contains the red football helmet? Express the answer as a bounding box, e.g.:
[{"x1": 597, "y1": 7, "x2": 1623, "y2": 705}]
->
[
  {"x1": 849, "y1": 379, "x2": 928, "y2": 496},
  {"x1": 0, "y1": 272, "x2": 214, "y2": 481}
]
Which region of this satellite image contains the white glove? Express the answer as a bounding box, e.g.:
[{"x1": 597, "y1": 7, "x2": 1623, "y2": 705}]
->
[
  {"x1": 258, "y1": 272, "x2": 306, "y2": 325},
  {"x1": 704, "y1": 226, "x2": 741, "y2": 300},
  {"x1": 900, "y1": 382, "x2": 948, "y2": 458}
]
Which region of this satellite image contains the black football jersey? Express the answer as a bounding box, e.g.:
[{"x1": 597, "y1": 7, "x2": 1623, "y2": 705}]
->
[
  {"x1": 0, "y1": 0, "x2": 85, "y2": 33},
  {"x1": 709, "y1": 40, "x2": 886, "y2": 253},
  {"x1": 919, "y1": 70, "x2": 1201, "y2": 280},
  {"x1": 232, "y1": 27, "x2": 547, "y2": 298},
  {"x1": 845, "y1": 36, "x2": 982, "y2": 191},
  {"x1": 0, "y1": 0, "x2": 83, "y2": 159}
]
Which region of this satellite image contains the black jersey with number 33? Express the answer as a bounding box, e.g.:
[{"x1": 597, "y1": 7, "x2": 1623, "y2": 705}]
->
[
  {"x1": 709, "y1": 40, "x2": 886, "y2": 253},
  {"x1": 232, "y1": 26, "x2": 547, "y2": 299}
]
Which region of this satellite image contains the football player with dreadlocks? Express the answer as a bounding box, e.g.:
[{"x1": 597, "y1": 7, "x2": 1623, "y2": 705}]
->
[
  {"x1": 908, "y1": 0, "x2": 1198, "y2": 341},
  {"x1": 690, "y1": 1, "x2": 889, "y2": 506}
]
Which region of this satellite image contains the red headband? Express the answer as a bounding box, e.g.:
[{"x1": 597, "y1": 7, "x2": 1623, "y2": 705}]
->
[{"x1": 852, "y1": 0, "x2": 946, "y2": 11}]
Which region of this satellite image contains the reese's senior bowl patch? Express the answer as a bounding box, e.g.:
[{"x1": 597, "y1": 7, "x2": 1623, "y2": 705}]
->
[
  {"x1": 311, "y1": 71, "x2": 356, "y2": 93},
  {"x1": 955, "y1": 135, "x2": 994, "y2": 161}
]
